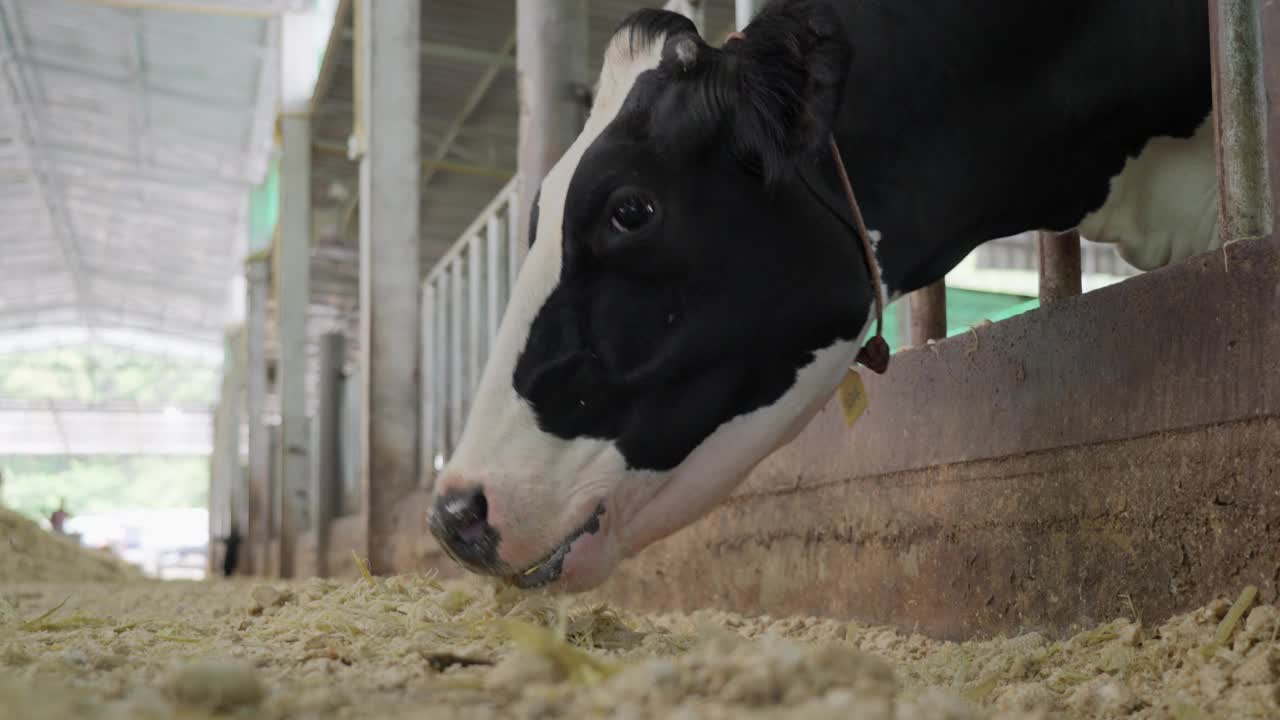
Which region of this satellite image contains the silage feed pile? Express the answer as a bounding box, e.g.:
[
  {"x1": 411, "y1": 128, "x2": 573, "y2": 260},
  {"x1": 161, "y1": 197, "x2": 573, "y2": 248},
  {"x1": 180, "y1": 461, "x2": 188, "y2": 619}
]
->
[
  {"x1": 0, "y1": 570, "x2": 1275, "y2": 720},
  {"x1": 0, "y1": 505, "x2": 141, "y2": 583}
]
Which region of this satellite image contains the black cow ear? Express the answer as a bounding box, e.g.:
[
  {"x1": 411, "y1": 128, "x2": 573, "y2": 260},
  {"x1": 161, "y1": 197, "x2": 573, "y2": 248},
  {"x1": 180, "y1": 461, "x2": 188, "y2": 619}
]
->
[
  {"x1": 729, "y1": 1, "x2": 850, "y2": 184},
  {"x1": 662, "y1": 31, "x2": 702, "y2": 73}
]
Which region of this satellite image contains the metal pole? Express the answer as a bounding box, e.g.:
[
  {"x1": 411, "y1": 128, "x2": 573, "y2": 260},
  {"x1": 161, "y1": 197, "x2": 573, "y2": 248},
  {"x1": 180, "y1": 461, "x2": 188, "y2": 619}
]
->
[
  {"x1": 421, "y1": 285, "x2": 436, "y2": 489},
  {"x1": 277, "y1": 112, "x2": 311, "y2": 578},
  {"x1": 664, "y1": 0, "x2": 705, "y2": 36},
  {"x1": 268, "y1": 422, "x2": 282, "y2": 575},
  {"x1": 231, "y1": 330, "x2": 249, "y2": 552},
  {"x1": 357, "y1": 0, "x2": 421, "y2": 575},
  {"x1": 908, "y1": 279, "x2": 948, "y2": 347},
  {"x1": 312, "y1": 332, "x2": 344, "y2": 577},
  {"x1": 486, "y1": 215, "x2": 505, "y2": 345},
  {"x1": 434, "y1": 277, "x2": 449, "y2": 464},
  {"x1": 505, "y1": 188, "x2": 521, "y2": 296},
  {"x1": 515, "y1": 0, "x2": 588, "y2": 276},
  {"x1": 735, "y1": 0, "x2": 757, "y2": 31},
  {"x1": 1209, "y1": 0, "x2": 1272, "y2": 244},
  {"x1": 245, "y1": 256, "x2": 269, "y2": 576},
  {"x1": 208, "y1": 399, "x2": 226, "y2": 577},
  {"x1": 896, "y1": 298, "x2": 911, "y2": 351},
  {"x1": 449, "y1": 258, "x2": 465, "y2": 445},
  {"x1": 210, "y1": 329, "x2": 242, "y2": 574},
  {"x1": 1037, "y1": 230, "x2": 1083, "y2": 304},
  {"x1": 467, "y1": 234, "x2": 484, "y2": 393}
]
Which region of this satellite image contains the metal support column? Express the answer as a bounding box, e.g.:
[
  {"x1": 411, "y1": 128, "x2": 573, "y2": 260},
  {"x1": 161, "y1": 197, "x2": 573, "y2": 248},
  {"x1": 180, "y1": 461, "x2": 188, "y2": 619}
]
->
[
  {"x1": 277, "y1": 113, "x2": 311, "y2": 578},
  {"x1": 908, "y1": 279, "x2": 948, "y2": 347},
  {"x1": 665, "y1": 0, "x2": 705, "y2": 35},
  {"x1": 1209, "y1": 0, "x2": 1272, "y2": 245},
  {"x1": 356, "y1": 0, "x2": 421, "y2": 575},
  {"x1": 209, "y1": 358, "x2": 230, "y2": 575},
  {"x1": 516, "y1": 0, "x2": 588, "y2": 273},
  {"x1": 208, "y1": 328, "x2": 248, "y2": 576},
  {"x1": 1037, "y1": 230, "x2": 1082, "y2": 304},
  {"x1": 735, "y1": 0, "x2": 757, "y2": 31},
  {"x1": 312, "y1": 332, "x2": 344, "y2": 577},
  {"x1": 245, "y1": 256, "x2": 269, "y2": 576}
]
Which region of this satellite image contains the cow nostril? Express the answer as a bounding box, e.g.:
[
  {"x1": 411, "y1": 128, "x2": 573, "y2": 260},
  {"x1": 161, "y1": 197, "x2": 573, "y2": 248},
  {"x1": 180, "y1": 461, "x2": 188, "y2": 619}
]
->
[
  {"x1": 430, "y1": 486, "x2": 503, "y2": 571},
  {"x1": 439, "y1": 488, "x2": 490, "y2": 544},
  {"x1": 454, "y1": 492, "x2": 488, "y2": 543}
]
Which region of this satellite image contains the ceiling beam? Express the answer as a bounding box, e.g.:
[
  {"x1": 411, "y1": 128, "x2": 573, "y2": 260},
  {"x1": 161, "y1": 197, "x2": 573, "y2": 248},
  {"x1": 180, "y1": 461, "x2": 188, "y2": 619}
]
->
[
  {"x1": 244, "y1": 14, "x2": 280, "y2": 184},
  {"x1": 312, "y1": 102, "x2": 518, "y2": 141},
  {"x1": 308, "y1": 0, "x2": 350, "y2": 115},
  {"x1": 80, "y1": 249, "x2": 230, "y2": 279},
  {"x1": 421, "y1": 29, "x2": 515, "y2": 193},
  {"x1": 63, "y1": 192, "x2": 240, "y2": 224},
  {"x1": 419, "y1": 39, "x2": 515, "y2": 69},
  {"x1": 0, "y1": 0, "x2": 95, "y2": 331},
  {"x1": 128, "y1": 5, "x2": 149, "y2": 185},
  {"x1": 0, "y1": 305, "x2": 81, "y2": 330},
  {"x1": 0, "y1": 324, "x2": 223, "y2": 363},
  {"x1": 340, "y1": 27, "x2": 515, "y2": 69},
  {"x1": 88, "y1": 308, "x2": 225, "y2": 338},
  {"x1": 80, "y1": 0, "x2": 306, "y2": 18},
  {"x1": 312, "y1": 139, "x2": 512, "y2": 179},
  {"x1": 310, "y1": 120, "x2": 504, "y2": 164},
  {"x1": 44, "y1": 148, "x2": 248, "y2": 192},
  {"x1": 16, "y1": 53, "x2": 253, "y2": 112},
  {"x1": 84, "y1": 260, "x2": 229, "y2": 292}
]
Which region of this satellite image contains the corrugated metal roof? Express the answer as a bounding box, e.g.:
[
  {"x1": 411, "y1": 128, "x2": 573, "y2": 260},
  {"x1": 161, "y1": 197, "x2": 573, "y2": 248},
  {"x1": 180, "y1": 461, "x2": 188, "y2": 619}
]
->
[
  {"x1": 0, "y1": 0, "x2": 738, "y2": 369},
  {"x1": 0, "y1": 0, "x2": 285, "y2": 357}
]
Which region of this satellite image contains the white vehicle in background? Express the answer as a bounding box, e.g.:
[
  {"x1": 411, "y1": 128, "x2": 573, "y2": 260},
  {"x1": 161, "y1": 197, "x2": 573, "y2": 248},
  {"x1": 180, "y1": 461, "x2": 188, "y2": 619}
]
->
[{"x1": 64, "y1": 507, "x2": 208, "y2": 580}]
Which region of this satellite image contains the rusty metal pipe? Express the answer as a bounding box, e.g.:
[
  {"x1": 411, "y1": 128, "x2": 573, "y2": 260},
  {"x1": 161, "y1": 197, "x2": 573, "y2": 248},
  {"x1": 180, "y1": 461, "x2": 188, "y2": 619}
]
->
[
  {"x1": 908, "y1": 280, "x2": 947, "y2": 347},
  {"x1": 1037, "y1": 230, "x2": 1083, "y2": 304}
]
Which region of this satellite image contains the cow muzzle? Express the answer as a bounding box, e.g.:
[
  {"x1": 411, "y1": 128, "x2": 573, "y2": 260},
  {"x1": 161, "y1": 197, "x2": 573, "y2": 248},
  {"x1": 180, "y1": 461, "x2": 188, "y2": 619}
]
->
[
  {"x1": 427, "y1": 488, "x2": 503, "y2": 574},
  {"x1": 427, "y1": 486, "x2": 608, "y2": 589}
]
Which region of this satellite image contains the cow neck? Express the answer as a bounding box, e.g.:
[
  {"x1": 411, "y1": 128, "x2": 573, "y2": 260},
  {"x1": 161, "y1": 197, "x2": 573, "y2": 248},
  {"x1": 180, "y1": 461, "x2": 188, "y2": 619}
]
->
[{"x1": 725, "y1": 30, "x2": 889, "y2": 375}]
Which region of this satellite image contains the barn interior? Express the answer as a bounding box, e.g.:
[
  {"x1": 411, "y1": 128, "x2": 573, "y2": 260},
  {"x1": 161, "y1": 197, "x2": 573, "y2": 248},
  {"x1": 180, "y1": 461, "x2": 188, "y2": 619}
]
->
[{"x1": 1, "y1": 1, "x2": 1276, "y2": 718}]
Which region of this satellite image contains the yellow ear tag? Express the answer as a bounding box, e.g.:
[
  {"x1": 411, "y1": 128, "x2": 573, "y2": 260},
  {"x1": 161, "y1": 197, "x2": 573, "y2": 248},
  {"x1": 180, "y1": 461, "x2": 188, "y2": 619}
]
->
[{"x1": 837, "y1": 369, "x2": 869, "y2": 427}]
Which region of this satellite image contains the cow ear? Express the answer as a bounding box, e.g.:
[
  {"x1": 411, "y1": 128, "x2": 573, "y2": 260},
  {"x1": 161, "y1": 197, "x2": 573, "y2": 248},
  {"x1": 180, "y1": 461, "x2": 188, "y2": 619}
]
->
[
  {"x1": 662, "y1": 31, "x2": 702, "y2": 73},
  {"x1": 728, "y1": 1, "x2": 850, "y2": 184}
]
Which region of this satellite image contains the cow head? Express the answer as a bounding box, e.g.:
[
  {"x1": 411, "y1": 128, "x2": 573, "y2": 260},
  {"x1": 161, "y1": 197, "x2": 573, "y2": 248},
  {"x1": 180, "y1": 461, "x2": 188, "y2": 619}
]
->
[{"x1": 429, "y1": 3, "x2": 873, "y2": 591}]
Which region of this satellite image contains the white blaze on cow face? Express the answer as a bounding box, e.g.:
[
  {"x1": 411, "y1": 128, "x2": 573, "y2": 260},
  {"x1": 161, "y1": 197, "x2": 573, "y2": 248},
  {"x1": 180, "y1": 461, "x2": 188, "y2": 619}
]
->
[
  {"x1": 429, "y1": 25, "x2": 870, "y2": 592},
  {"x1": 432, "y1": 34, "x2": 668, "y2": 584}
]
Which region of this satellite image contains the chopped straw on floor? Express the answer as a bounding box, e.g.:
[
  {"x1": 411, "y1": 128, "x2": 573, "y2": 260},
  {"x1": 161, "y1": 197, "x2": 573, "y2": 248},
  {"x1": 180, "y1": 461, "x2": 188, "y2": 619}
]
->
[{"x1": 1, "y1": 563, "x2": 1277, "y2": 719}]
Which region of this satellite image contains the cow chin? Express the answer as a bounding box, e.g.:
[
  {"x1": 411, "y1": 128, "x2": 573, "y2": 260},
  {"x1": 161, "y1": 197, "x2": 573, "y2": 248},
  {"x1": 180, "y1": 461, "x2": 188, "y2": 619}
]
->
[
  {"x1": 550, "y1": 338, "x2": 864, "y2": 591},
  {"x1": 555, "y1": 517, "x2": 623, "y2": 591}
]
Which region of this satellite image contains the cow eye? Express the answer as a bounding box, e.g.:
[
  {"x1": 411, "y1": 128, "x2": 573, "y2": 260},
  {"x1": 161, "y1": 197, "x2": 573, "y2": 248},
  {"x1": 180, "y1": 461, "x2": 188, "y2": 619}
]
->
[{"x1": 609, "y1": 194, "x2": 656, "y2": 233}]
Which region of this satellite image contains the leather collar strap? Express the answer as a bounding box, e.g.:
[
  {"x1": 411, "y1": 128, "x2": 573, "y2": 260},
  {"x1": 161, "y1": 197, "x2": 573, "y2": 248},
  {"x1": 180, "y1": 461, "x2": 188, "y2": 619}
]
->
[{"x1": 827, "y1": 136, "x2": 890, "y2": 374}]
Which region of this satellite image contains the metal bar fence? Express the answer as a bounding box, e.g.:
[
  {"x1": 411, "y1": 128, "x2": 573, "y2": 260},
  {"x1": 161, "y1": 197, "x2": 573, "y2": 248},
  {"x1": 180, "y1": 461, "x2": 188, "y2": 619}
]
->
[{"x1": 419, "y1": 177, "x2": 520, "y2": 485}]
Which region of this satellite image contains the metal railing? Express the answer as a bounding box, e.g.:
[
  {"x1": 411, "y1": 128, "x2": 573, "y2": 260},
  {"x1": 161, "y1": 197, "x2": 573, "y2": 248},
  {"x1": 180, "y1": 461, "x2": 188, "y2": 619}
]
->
[
  {"x1": 337, "y1": 368, "x2": 362, "y2": 515},
  {"x1": 974, "y1": 232, "x2": 1140, "y2": 278},
  {"x1": 420, "y1": 177, "x2": 522, "y2": 483}
]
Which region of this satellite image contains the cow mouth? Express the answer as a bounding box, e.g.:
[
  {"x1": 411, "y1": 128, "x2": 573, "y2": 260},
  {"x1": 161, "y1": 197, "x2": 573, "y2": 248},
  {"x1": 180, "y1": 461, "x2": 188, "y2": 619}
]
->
[{"x1": 510, "y1": 502, "x2": 606, "y2": 589}]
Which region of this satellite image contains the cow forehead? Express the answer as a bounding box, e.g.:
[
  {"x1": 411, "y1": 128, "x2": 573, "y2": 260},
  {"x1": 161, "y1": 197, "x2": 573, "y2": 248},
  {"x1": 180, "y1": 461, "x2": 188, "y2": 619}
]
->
[
  {"x1": 513, "y1": 32, "x2": 678, "y2": 321},
  {"x1": 444, "y1": 32, "x2": 671, "y2": 472}
]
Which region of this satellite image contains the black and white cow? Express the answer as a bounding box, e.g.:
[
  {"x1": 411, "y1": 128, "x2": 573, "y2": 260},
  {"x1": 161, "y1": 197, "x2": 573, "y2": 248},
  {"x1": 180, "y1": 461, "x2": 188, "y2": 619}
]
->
[{"x1": 429, "y1": 0, "x2": 1215, "y2": 591}]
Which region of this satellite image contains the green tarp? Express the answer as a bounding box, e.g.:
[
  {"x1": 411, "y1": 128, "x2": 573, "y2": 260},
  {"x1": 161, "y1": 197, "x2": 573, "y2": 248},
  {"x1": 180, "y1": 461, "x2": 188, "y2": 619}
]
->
[
  {"x1": 881, "y1": 288, "x2": 1039, "y2": 353},
  {"x1": 247, "y1": 154, "x2": 280, "y2": 254}
]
